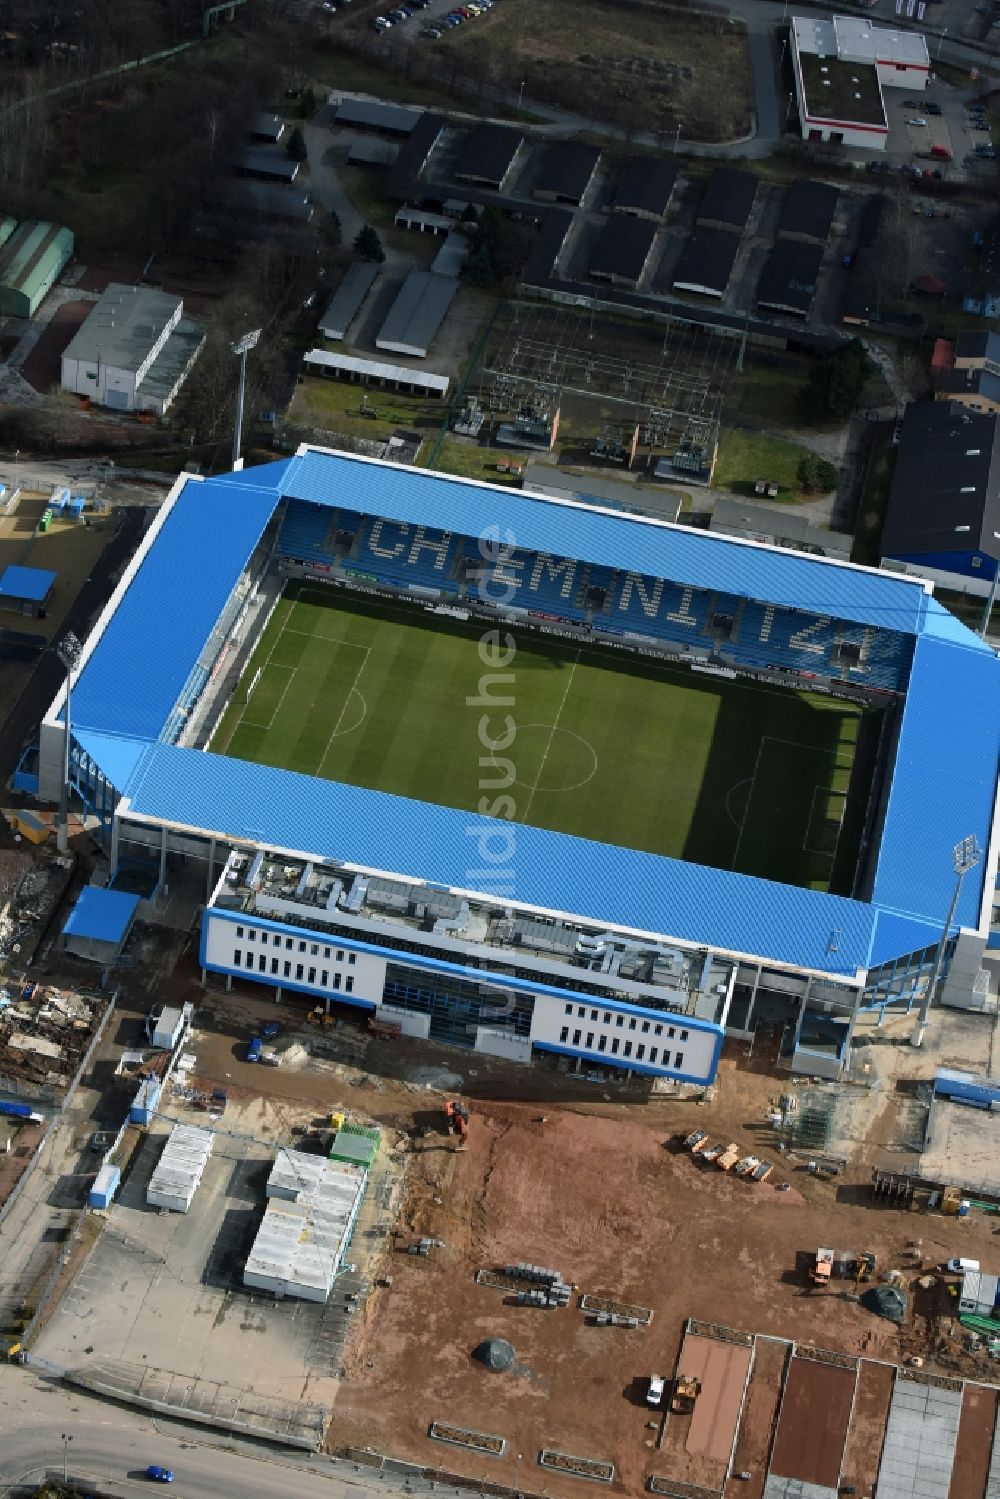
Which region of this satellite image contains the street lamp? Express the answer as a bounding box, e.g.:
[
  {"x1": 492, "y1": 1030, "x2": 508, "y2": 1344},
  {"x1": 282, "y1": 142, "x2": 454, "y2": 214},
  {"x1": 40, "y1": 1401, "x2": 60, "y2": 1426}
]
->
[
  {"x1": 911, "y1": 835, "x2": 982, "y2": 1046},
  {"x1": 61, "y1": 1432, "x2": 73, "y2": 1483},
  {"x1": 517, "y1": 79, "x2": 525, "y2": 113},
  {"x1": 231, "y1": 328, "x2": 261, "y2": 471},
  {"x1": 979, "y1": 532, "x2": 1000, "y2": 638},
  {"x1": 13, "y1": 448, "x2": 19, "y2": 492},
  {"x1": 56, "y1": 631, "x2": 83, "y2": 854}
]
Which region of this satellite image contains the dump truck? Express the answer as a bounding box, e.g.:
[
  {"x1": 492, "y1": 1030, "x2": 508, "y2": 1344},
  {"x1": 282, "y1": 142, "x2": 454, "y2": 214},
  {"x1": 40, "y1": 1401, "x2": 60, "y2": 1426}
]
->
[
  {"x1": 811, "y1": 1247, "x2": 835, "y2": 1286},
  {"x1": 671, "y1": 1374, "x2": 702, "y2": 1414}
]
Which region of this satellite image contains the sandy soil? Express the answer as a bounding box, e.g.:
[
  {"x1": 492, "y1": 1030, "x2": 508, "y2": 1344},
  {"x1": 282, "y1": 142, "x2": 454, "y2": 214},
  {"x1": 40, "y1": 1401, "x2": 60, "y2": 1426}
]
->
[
  {"x1": 948, "y1": 1386, "x2": 999, "y2": 1499},
  {"x1": 840, "y1": 1359, "x2": 894, "y2": 1494},
  {"x1": 770, "y1": 1357, "x2": 855, "y2": 1487}
]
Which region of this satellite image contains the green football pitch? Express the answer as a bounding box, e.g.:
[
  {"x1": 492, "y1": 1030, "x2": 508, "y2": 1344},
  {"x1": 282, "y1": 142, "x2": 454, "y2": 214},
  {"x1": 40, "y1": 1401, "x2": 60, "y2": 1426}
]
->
[{"x1": 211, "y1": 582, "x2": 883, "y2": 892}]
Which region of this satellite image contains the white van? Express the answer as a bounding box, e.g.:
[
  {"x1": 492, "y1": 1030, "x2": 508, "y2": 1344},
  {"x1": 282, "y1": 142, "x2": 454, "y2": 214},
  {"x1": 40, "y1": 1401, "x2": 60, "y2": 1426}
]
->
[{"x1": 947, "y1": 1257, "x2": 980, "y2": 1274}]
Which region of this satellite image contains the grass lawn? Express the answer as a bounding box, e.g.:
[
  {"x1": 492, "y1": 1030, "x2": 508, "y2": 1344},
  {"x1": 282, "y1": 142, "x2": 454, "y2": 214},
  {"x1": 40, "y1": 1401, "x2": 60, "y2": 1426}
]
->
[
  {"x1": 724, "y1": 358, "x2": 814, "y2": 430},
  {"x1": 212, "y1": 584, "x2": 878, "y2": 891},
  {"x1": 713, "y1": 429, "x2": 821, "y2": 501},
  {"x1": 424, "y1": 435, "x2": 525, "y2": 484},
  {"x1": 424, "y1": 0, "x2": 752, "y2": 142},
  {"x1": 288, "y1": 376, "x2": 444, "y2": 443}
]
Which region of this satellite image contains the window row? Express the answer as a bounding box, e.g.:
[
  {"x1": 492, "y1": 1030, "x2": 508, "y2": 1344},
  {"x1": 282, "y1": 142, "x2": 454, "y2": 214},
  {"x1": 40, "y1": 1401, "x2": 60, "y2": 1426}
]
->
[
  {"x1": 233, "y1": 927, "x2": 356, "y2": 964},
  {"x1": 558, "y1": 1026, "x2": 683, "y2": 1069},
  {"x1": 562, "y1": 1001, "x2": 687, "y2": 1042},
  {"x1": 233, "y1": 949, "x2": 355, "y2": 992}
]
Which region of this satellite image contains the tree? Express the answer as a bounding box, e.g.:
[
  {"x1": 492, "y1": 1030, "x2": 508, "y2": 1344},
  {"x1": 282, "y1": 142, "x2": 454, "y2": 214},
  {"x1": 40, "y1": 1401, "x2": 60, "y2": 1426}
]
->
[
  {"x1": 299, "y1": 85, "x2": 317, "y2": 120},
  {"x1": 286, "y1": 126, "x2": 307, "y2": 162},
  {"x1": 354, "y1": 224, "x2": 386, "y2": 263},
  {"x1": 801, "y1": 340, "x2": 872, "y2": 422},
  {"x1": 796, "y1": 454, "x2": 838, "y2": 493},
  {"x1": 464, "y1": 206, "x2": 534, "y2": 289}
]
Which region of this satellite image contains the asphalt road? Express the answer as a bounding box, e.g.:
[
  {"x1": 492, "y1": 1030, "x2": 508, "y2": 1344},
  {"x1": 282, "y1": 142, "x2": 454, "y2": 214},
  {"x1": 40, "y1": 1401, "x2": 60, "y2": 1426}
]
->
[{"x1": 0, "y1": 1367, "x2": 393, "y2": 1499}]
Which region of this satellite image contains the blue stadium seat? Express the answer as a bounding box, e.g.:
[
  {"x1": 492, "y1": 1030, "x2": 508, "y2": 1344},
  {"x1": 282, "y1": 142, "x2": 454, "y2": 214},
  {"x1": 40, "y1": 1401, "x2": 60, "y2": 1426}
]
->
[{"x1": 276, "y1": 500, "x2": 337, "y2": 565}]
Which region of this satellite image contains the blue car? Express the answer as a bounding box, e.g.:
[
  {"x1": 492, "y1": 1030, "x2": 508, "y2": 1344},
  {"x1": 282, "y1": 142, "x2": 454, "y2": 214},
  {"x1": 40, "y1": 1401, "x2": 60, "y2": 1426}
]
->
[
  {"x1": 146, "y1": 1467, "x2": 174, "y2": 1484},
  {"x1": 246, "y1": 1037, "x2": 262, "y2": 1062}
]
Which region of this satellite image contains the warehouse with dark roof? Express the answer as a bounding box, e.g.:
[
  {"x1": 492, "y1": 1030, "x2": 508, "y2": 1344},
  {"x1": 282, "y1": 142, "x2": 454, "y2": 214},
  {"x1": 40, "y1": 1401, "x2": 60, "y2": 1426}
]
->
[
  {"x1": 533, "y1": 142, "x2": 601, "y2": 206},
  {"x1": 521, "y1": 209, "x2": 575, "y2": 287},
  {"x1": 588, "y1": 216, "x2": 658, "y2": 288},
  {"x1": 778, "y1": 179, "x2": 839, "y2": 244},
  {"x1": 672, "y1": 227, "x2": 740, "y2": 299},
  {"x1": 612, "y1": 159, "x2": 678, "y2": 221},
  {"x1": 454, "y1": 123, "x2": 525, "y2": 191},
  {"x1": 756, "y1": 240, "x2": 824, "y2": 319},
  {"x1": 696, "y1": 167, "x2": 757, "y2": 232}
]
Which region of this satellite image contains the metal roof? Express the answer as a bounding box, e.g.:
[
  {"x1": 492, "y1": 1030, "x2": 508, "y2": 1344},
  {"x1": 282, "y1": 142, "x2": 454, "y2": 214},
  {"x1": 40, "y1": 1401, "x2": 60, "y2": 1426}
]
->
[
  {"x1": 613, "y1": 157, "x2": 678, "y2": 218},
  {"x1": 882, "y1": 401, "x2": 1000, "y2": 559},
  {"x1": 534, "y1": 141, "x2": 601, "y2": 201},
  {"x1": 0, "y1": 220, "x2": 73, "y2": 296},
  {"x1": 234, "y1": 148, "x2": 299, "y2": 181},
  {"x1": 318, "y1": 261, "x2": 380, "y2": 341},
  {"x1": 756, "y1": 241, "x2": 823, "y2": 317},
  {"x1": 673, "y1": 226, "x2": 740, "y2": 298},
  {"x1": 588, "y1": 215, "x2": 658, "y2": 283},
  {"x1": 70, "y1": 476, "x2": 278, "y2": 739},
  {"x1": 62, "y1": 283, "x2": 181, "y2": 375},
  {"x1": 697, "y1": 168, "x2": 757, "y2": 230},
  {"x1": 454, "y1": 122, "x2": 524, "y2": 186},
  {"x1": 333, "y1": 98, "x2": 420, "y2": 135},
  {"x1": 0, "y1": 564, "x2": 55, "y2": 602},
  {"x1": 303, "y1": 348, "x2": 449, "y2": 393},
  {"x1": 62, "y1": 885, "x2": 139, "y2": 944},
  {"x1": 281, "y1": 449, "x2": 933, "y2": 633},
  {"x1": 870, "y1": 633, "x2": 1000, "y2": 930},
  {"x1": 147, "y1": 1123, "x2": 214, "y2": 1206},
  {"x1": 245, "y1": 1148, "x2": 366, "y2": 1297},
  {"x1": 121, "y1": 739, "x2": 881, "y2": 975},
  {"x1": 777, "y1": 179, "x2": 839, "y2": 242},
  {"x1": 375, "y1": 270, "x2": 458, "y2": 357}
]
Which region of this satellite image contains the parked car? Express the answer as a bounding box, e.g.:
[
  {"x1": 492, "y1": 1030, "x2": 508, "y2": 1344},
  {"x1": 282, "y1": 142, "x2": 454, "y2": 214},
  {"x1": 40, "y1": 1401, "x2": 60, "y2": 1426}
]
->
[
  {"x1": 422, "y1": 24, "x2": 442, "y2": 34},
  {"x1": 145, "y1": 1469, "x2": 174, "y2": 1485},
  {"x1": 925, "y1": 102, "x2": 942, "y2": 115},
  {"x1": 902, "y1": 98, "x2": 921, "y2": 107},
  {"x1": 647, "y1": 1375, "x2": 666, "y2": 1407},
  {"x1": 907, "y1": 117, "x2": 927, "y2": 126},
  {"x1": 247, "y1": 1037, "x2": 262, "y2": 1063}
]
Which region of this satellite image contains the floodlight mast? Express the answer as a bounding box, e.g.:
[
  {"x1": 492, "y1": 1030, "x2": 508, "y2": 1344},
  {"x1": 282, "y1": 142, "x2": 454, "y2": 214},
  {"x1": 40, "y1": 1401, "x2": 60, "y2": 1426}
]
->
[
  {"x1": 231, "y1": 328, "x2": 262, "y2": 471},
  {"x1": 911, "y1": 835, "x2": 982, "y2": 1047},
  {"x1": 56, "y1": 631, "x2": 83, "y2": 854}
]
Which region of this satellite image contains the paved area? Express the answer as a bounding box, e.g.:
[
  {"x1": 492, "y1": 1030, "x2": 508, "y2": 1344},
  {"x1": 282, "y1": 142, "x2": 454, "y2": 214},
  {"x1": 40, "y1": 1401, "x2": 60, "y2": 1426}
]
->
[{"x1": 875, "y1": 1379, "x2": 963, "y2": 1499}]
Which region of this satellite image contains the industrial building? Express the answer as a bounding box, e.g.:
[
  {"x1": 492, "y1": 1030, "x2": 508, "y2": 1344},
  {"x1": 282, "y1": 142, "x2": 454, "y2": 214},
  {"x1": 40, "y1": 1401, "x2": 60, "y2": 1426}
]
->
[
  {"x1": 0, "y1": 563, "x2": 55, "y2": 617},
  {"x1": 790, "y1": 15, "x2": 929, "y2": 150},
  {"x1": 38, "y1": 445, "x2": 1000, "y2": 1087},
  {"x1": 521, "y1": 209, "x2": 575, "y2": 287},
  {"x1": 696, "y1": 168, "x2": 757, "y2": 233},
  {"x1": 587, "y1": 216, "x2": 658, "y2": 288},
  {"x1": 777, "y1": 179, "x2": 839, "y2": 244},
  {"x1": 933, "y1": 333, "x2": 1000, "y2": 416},
  {"x1": 533, "y1": 142, "x2": 601, "y2": 206},
  {"x1": 375, "y1": 270, "x2": 458, "y2": 359},
  {"x1": 709, "y1": 495, "x2": 853, "y2": 560},
  {"x1": 333, "y1": 98, "x2": 420, "y2": 137},
  {"x1": 0, "y1": 220, "x2": 74, "y2": 317},
  {"x1": 302, "y1": 348, "x2": 449, "y2": 398},
  {"x1": 453, "y1": 122, "x2": 524, "y2": 191},
  {"x1": 388, "y1": 113, "x2": 445, "y2": 199},
  {"x1": 672, "y1": 227, "x2": 740, "y2": 299},
  {"x1": 219, "y1": 181, "x2": 314, "y2": 224},
  {"x1": 756, "y1": 240, "x2": 824, "y2": 319},
  {"x1": 234, "y1": 149, "x2": 300, "y2": 183},
  {"x1": 318, "y1": 262, "x2": 381, "y2": 342},
  {"x1": 880, "y1": 401, "x2": 1000, "y2": 593},
  {"x1": 61, "y1": 284, "x2": 206, "y2": 416},
  {"x1": 147, "y1": 1123, "x2": 214, "y2": 1213},
  {"x1": 243, "y1": 1148, "x2": 367, "y2": 1301},
  {"x1": 250, "y1": 112, "x2": 286, "y2": 144},
  {"x1": 612, "y1": 158, "x2": 678, "y2": 222},
  {"x1": 62, "y1": 886, "x2": 139, "y2": 964}
]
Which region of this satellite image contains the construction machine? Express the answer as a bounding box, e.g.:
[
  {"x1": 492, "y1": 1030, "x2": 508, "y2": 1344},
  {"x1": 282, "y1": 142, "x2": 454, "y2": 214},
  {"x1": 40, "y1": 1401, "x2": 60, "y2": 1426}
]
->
[
  {"x1": 810, "y1": 1247, "x2": 834, "y2": 1286},
  {"x1": 671, "y1": 1374, "x2": 702, "y2": 1414},
  {"x1": 444, "y1": 1099, "x2": 470, "y2": 1146},
  {"x1": 854, "y1": 1251, "x2": 876, "y2": 1287}
]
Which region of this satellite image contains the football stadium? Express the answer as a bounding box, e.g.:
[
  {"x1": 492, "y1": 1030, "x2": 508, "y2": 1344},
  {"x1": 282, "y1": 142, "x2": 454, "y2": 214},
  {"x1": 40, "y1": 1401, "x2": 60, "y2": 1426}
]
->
[{"x1": 37, "y1": 445, "x2": 1000, "y2": 1085}]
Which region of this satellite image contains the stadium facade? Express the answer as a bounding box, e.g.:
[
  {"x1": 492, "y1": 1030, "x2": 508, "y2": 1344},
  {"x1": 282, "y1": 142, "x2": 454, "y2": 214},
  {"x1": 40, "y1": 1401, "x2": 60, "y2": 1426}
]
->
[{"x1": 38, "y1": 447, "x2": 1000, "y2": 1086}]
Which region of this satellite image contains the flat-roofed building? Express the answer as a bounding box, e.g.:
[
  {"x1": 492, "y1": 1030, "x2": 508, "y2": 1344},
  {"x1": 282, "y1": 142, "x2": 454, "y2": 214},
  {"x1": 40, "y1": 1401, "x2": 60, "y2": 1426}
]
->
[
  {"x1": 303, "y1": 347, "x2": 450, "y2": 398},
  {"x1": 777, "y1": 179, "x2": 839, "y2": 244},
  {"x1": 333, "y1": 98, "x2": 420, "y2": 137},
  {"x1": 319, "y1": 261, "x2": 381, "y2": 342},
  {"x1": 696, "y1": 168, "x2": 757, "y2": 233},
  {"x1": 61, "y1": 283, "x2": 205, "y2": 416},
  {"x1": 612, "y1": 158, "x2": 678, "y2": 222},
  {"x1": 756, "y1": 240, "x2": 824, "y2": 319},
  {"x1": 234, "y1": 148, "x2": 300, "y2": 183},
  {"x1": 790, "y1": 15, "x2": 928, "y2": 151}
]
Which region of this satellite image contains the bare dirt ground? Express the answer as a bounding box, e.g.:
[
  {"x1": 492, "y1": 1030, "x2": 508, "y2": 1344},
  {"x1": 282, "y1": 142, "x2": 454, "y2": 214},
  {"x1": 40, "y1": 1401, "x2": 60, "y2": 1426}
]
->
[
  {"x1": 19, "y1": 301, "x2": 93, "y2": 394},
  {"x1": 949, "y1": 1386, "x2": 999, "y2": 1499},
  {"x1": 659, "y1": 1332, "x2": 751, "y2": 1487},
  {"x1": 724, "y1": 1338, "x2": 787, "y2": 1499},
  {"x1": 330, "y1": 1093, "x2": 1000, "y2": 1498},
  {"x1": 769, "y1": 1356, "x2": 855, "y2": 1487},
  {"x1": 840, "y1": 1358, "x2": 894, "y2": 1494}
]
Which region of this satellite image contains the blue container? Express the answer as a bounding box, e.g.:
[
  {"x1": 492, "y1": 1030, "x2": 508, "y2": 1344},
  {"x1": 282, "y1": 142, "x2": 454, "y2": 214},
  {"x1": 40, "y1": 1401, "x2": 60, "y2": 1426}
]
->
[{"x1": 958, "y1": 1201, "x2": 970, "y2": 1218}]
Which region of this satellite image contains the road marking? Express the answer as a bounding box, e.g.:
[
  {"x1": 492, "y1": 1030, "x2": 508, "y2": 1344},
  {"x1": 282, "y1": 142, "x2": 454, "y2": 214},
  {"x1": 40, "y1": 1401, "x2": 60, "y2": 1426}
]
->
[{"x1": 520, "y1": 650, "x2": 580, "y2": 825}]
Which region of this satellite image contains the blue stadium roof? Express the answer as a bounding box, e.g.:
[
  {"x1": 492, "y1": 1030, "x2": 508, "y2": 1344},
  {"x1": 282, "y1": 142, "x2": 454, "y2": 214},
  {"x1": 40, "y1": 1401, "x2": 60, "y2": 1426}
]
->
[
  {"x1": 0, "y1": 564, "x2": 55, "y2": 603},
  {"x1": 281, "y1": 450, "x2": 934, "y2": 635},
  {"x1": 121, "y1": 741, "x2": 883, "y2": 976},
  {"x1": 70, "y1": 476, "x2": 277, "y2": 740},
  {"x1": 63, "y1": 884, "x2": 139, "y2": 944},
  {"x1": 66, "y1": 447, "x2": 1000, "y2": 980},
  {"x1": 871, "y1": 633, "x2": 1000, "y2": 929}
]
